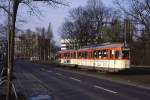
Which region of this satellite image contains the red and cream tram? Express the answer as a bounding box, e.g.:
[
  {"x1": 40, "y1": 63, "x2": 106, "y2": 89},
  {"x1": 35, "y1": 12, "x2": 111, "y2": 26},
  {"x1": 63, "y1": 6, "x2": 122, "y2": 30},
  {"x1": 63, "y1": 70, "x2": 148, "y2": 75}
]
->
[{"x1": 56, "y1": 43, "x2": 130, "y2": 72}]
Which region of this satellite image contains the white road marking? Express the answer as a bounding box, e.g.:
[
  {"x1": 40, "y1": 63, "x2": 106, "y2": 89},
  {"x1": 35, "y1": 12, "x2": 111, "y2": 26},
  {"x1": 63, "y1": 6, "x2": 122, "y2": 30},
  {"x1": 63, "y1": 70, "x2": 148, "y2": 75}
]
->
[
  {"x1": 41, "y1": 68, "x2": 46, "y2": 71},
  {"x1": 94, "y1": 85, "x2": 117, "y2": 94},
  {"x1": 55, "y1": 73, "x2": 63, "y2": 76},
  {"x1": 47, "y1": 70, "x2": 52, "y2": 73},
  {"x1": 70, "y1": 77, "x2": 81, "y2": 82}
]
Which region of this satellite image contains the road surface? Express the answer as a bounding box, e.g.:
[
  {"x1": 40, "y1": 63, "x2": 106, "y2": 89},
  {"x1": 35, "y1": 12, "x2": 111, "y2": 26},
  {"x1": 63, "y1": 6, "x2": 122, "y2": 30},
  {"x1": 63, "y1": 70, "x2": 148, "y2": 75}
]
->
[{"x1": 14, "y1": 61, "x2": 150, "y2": 100}]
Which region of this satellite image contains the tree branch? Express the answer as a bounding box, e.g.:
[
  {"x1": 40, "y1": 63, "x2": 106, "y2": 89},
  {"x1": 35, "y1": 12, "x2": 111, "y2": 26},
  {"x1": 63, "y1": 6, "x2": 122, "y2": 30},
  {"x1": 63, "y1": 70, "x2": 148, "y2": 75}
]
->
[
  {"x1": 33, "y1": 0, "x2": 68, "y2": 6},
  {"x1": 0, "y1": 5, "x2": 10, "y2": 14},
  {"x1": 20, "y1": 1, "x2": 42, "y2": 16},
  {"x1": 47, "y1": 0, "x2": 68, "y2": 6},
  {"x1": 145, "y1": 0, "x2": 150, "y2": 10}
]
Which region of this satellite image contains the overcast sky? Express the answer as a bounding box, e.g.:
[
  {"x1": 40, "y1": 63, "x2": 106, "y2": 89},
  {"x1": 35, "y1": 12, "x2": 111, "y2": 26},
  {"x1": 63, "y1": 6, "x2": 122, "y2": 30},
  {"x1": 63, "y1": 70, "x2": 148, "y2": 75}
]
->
[{"x1": 0, "y1": 0, "x2": 114, "y2": 43}]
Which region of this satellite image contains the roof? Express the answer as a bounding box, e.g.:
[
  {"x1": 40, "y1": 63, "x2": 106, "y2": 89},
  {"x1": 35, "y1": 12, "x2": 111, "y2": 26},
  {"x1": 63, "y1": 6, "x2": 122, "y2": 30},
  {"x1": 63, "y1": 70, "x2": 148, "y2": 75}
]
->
[
  {"x1": 93, "y1": 43, "x2": 124, "y2": 49},
  {"x1": 57, "y1": 49, "x2": 76, "y2": 53},
  {"x1": 79, "y1": 43, "x2": 125, "y2": 50},
  {"x1": 57, "y1": 42, "x2": 128, "y2": 53}
]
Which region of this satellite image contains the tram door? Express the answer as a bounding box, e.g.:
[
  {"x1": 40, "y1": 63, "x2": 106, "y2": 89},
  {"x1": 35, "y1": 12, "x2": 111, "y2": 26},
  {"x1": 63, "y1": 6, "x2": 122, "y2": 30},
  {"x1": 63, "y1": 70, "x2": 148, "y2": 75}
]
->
[
  {"x1": 114, "y1": 50, "x2": 122, "y2": 69},
  {"x1": 110, "y1": 50, "x2": 115, "y2": 69}
]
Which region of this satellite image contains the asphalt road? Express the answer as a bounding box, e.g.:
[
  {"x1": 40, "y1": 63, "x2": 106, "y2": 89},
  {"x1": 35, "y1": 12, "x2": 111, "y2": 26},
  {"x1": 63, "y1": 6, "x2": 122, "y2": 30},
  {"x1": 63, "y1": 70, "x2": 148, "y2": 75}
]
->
[{"x1": 14, "y1": 61, "x2": 150, "y2": 100}]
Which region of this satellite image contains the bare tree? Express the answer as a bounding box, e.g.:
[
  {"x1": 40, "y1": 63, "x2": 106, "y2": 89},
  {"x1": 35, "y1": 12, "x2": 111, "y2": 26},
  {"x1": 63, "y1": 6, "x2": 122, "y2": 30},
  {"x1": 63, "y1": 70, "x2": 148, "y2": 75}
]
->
[
  {"x1": 60, "y1": 0, "x2": 107, "y2": 49},
  {"x1": 114, "y1": 0, "x2": 150, "y2": 39},
  {"x1": 60, "y1": 0, "x2": 124, "y2": 50},
  {"x1": 114, "y1": 0, "x2": 150, "y2": 65},
  {"x1": 0, "y1": 0, "x2": 67, "y2": 99}
]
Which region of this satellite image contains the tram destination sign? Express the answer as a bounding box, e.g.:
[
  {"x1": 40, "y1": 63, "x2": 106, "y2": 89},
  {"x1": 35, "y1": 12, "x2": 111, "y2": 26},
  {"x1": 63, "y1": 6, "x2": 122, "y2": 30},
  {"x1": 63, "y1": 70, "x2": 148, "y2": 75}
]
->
[{"x1": 122, "y1": 47, "x2": 130, "y2": 51}]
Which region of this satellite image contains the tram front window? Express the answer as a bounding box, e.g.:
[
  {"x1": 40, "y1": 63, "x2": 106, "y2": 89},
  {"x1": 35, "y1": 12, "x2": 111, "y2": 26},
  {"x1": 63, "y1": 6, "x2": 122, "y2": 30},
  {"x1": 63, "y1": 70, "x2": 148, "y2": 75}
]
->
[{"x1": 122, "y1": 50, "x2": 129, "y2": 59}]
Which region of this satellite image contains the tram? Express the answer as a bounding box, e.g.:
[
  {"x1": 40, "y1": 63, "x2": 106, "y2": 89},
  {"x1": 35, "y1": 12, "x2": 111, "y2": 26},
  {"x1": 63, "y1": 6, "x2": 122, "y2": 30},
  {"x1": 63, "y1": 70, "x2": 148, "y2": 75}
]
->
[{"x1": 56, "y1": 43, "x2": 130, "y2": 72}]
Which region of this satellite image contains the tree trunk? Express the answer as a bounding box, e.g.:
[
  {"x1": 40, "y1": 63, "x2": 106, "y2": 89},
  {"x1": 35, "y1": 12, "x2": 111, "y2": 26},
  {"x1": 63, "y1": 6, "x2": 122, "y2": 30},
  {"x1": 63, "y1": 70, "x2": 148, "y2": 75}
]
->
[{"x1": 6, "y1": 0, "x2": 19, "y2": 100}]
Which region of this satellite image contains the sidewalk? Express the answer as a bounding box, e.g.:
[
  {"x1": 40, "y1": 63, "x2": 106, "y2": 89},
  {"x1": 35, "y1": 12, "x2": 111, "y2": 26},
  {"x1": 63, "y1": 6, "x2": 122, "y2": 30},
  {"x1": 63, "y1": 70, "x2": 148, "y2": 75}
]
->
[
  {"x1": 14, "y1": 69, "x2": 54, "y2": 100},
  {"x1": 0, "y1": 69, "x2": 53, "y2": 100},
  {"x1": 0, "y1": 78, "x2": 26, "y2": 100}
]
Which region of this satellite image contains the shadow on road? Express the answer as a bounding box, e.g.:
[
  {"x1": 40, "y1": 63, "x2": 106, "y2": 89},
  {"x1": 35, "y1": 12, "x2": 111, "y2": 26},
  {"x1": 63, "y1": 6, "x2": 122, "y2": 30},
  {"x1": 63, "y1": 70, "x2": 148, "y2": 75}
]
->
[
  {"x1": 30, "y1": 61, "x2": 150, "y2": 75},
  {"x1": 0, "y1": 94, "x2": 26, "y2": 100},
  {"x1": 111, "y1": 67, "x2": 150, "y2": 75}
]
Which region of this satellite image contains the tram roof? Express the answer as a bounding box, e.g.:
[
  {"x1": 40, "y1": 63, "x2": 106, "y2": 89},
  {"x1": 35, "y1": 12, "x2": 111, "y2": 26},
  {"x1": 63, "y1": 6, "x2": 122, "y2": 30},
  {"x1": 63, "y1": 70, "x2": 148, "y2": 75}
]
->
[
  {"x1": 58, "y1": 43, "x2": 128, "y2": 53},
  {"x1": 93, "y1": 43, "x2": 125, "y2": 49},
  {"x1": 79, "y1": 43, "x2": 126, "y2": 50}
]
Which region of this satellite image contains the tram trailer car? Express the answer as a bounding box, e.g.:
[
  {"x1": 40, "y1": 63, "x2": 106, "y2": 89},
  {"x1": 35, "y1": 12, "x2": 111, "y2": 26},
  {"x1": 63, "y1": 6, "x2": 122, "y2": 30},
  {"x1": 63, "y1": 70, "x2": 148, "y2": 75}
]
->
[{"x1": 56, "y1": 43, "x2": 130, "y2": 72}]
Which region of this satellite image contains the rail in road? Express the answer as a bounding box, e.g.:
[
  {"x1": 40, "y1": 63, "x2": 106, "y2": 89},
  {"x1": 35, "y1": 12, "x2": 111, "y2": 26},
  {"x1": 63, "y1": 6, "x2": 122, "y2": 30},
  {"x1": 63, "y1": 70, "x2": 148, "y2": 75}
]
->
[{"x1": 14, "y1": 61, "x2": 150, "y2": 100}]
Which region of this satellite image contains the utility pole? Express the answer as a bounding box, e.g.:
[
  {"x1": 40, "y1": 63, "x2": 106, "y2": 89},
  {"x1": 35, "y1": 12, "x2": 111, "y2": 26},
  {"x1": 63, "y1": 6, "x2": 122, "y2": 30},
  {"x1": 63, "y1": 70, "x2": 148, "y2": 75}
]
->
[
  {"x1": 6, "y1": 0, "x2": 12, "y2": 99},
  {"x1": 124, "y1": 19, "x2": 128, "y2": 47}
]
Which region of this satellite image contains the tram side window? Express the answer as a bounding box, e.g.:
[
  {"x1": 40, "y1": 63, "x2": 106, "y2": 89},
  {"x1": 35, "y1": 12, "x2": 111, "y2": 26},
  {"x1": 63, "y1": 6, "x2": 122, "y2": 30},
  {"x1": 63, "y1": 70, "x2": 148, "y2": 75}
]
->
[
  {"x1": 73, "y1": 52, "x2": 76, "y2": 58},
  {"x1": 110, "y1": 50, "x2": 115, "y2": 59},
  {"x1": 69, "y1": 53, "x2": 71, "y2": 58},
  {"x1": 81, "y1": 52, "x2": 84, "y2": 58},
  {"x1": 87, "y1": 52, "x2": 90, "y2": 58},
  {"x1": 91, "y1": 52, "x2": 93, "y2": 58},
  {"x1": 78, "y1": 52, "x2": 82, "y2": 58},
  {"x1": 58, "y1": 54, "x2": 61, "y2": 59},
  {"x1": 58, "y1": 54, "x2": 60, "y2": 59},
  {"x1": 115, "y1": 51, "x2": 120, "y2": 59},
  {"x1": 93, "y1": 50, "x2": 98, "y2": 58},
  {"x1": 70, "y1": 53, "x2": 73, "y2": 59},
  {"x1": 85, "y1": 52, "x2": 88, "y2": 58},
  {"x1": 64, "y1": 53, "x2": 66, "y2": 58},
  {"x1": 66, "y1": 53, "x2": 70, "y2": 59},
  {"x1": 72, "y1": 53, "x2": 74, "y2": 58},
  {"x1": 82, "y1": 52, "x2": 84, "y2": 58},
  {"x1": 72, "y1": 53, "x2": 74, "y2": 59},
  {"x1": 98, "y1": 50, "x2": 102, "y2": 58},
  {"x1": 67, "y1": 53, "x2": 69, "y2": 58},
  {"x1": 83, "y1": 52, "x2": 87, "y2": 58},
  {"x1": 88, "y1": 52, "x2": 92, "y2": 59},
  {"x1": 61, "y1": 53, "x2": 64, "y2": 58},
  {"x1": 81, "y1": 52, "x2": 87, "y2": 58},
  {"x1": 103, "y1": 50, "x2": 108, "y2": 58},
  {"x1": 66, "y1": 53, "x2": 68, "y2": 58}
]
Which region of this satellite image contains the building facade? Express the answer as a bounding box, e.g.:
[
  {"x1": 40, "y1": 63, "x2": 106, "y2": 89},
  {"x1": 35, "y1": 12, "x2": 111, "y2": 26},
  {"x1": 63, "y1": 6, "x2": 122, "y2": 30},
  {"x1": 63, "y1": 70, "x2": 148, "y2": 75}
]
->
[{"x1": 15, "y1": 34, "x2": 51, "y2": 61}]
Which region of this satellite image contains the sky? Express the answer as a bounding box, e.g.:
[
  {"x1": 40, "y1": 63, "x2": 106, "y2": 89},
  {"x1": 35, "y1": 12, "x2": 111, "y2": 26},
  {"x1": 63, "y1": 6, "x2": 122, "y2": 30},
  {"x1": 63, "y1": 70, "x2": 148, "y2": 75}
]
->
[{"x1": 0, "y1": 0, "x2": 114, "y2": 44}]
